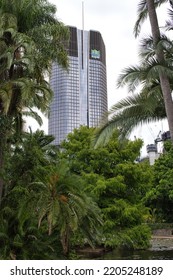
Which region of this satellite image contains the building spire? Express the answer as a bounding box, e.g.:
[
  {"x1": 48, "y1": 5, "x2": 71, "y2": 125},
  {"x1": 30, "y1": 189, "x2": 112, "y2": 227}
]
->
[{"x1": 82, "y1": 1, "x2": 84, "y2": 31}]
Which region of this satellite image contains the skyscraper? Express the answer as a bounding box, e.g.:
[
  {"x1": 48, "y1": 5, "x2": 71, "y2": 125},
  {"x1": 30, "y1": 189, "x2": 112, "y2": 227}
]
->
[{"x1": 48, "y1": 26, "x2": 107, "y2": 145}]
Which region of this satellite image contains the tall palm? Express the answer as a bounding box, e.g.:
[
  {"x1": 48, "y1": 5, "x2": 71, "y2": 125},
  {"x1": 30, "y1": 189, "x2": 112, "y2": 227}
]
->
[
  {"x1": 0, "y1": 0, "x2": 69, "y2": 72},
  {"x1": 0, "y1": 1, "x2": 69, "y2": 200},
  {"x1": 0, "y1": 14, "x2": 52, "y2": 124},
  {"x1": 0, "y1": 1, "x2": 69, "y2": 119},
  {"x1": 94, "y1": 35, "x2": 172, "y2": 145},
  {"x1": 0, "y1": 15, "x2": 54, "y2": 200},
  {"x1": 135, "y1": 0, "x2": 173, "y2": 142},
  {"x1": 94, "y1": 0, "x2": 173, "y2": 146}
]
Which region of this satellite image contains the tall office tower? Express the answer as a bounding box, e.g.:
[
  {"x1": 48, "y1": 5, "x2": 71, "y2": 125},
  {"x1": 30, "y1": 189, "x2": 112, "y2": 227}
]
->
[{"x1": 48, "y1": 26, "x2": 107, "y2": 145}]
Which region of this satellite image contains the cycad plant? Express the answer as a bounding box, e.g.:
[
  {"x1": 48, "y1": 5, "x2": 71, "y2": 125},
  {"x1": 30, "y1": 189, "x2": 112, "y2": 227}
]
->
[
  {"x1": 1, "y1": 130, "x2": 102, "y2": 258},
  {"x1": 30, "y1": 160, "x2": 102, "y2": 255}
]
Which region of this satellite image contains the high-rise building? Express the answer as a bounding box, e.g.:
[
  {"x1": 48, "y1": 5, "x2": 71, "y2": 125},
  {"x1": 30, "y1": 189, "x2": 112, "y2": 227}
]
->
[{"x1": 48, "y1": 26, "x2": 107, "y2": 145}]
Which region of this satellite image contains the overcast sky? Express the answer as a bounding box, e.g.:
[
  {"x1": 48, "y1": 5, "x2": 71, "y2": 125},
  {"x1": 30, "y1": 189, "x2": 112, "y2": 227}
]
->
[{"x1": 32, "y1": 0, "x2": 169, "y2": 155}]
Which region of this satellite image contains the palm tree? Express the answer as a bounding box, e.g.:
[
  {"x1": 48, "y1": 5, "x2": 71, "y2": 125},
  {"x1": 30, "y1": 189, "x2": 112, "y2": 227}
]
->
[
  {"x1": 2, "y1": 133, "x2": 102, "y2": 258},
  {"x1": 0, "y1": 130, "x2": 64, "y2": 259},
  {"x1": 0, "y1": 14, "x2": 54, "y2": 200},
  {"x1": 0, "y1": 14, "x2": 52, "y2": 122},
  {"x1": 29, "y1": 160, "x2": 102, "y2": 255},
  {"x1": 135, "y1": 0, "x2": 173, "y2": 142},
  {"x1": 94, "y1": 35, "x2": 172, "y2": 146},
  {"x1": 94, "y1": 0, "x2": 173, "y2": 146},
  {"x1": 0, "y1": 1, "x2": 69, "y2": 122},
  {"x1": 0, "y1": 0, "x2": 69, "y2": 72},
  {"x1": 0, "y1": 0, "x2": 69, "y2": 200}
]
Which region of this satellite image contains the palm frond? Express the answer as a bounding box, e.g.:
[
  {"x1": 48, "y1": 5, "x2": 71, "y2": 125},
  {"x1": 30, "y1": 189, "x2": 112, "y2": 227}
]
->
[
  {"x1": 134, "y1": 0, "x2": 169, "y2": 37},
  {"x1": 139, "y1": 35, "x2": 155, "y2": 60},
  {"x1": 134, "y1": 0, "x2": 148, "y2": 37},
  {"x1": 0, "y1": 13, "x2": 17, "y2": 37},
  {"x1": 165, "y1": 2, "x2": 173, "y2": 30},
  {"x1": 117, "y1": 50, "x2": 173, "y2": 95},
  {"x1": 23, "y1": 110, "x2": 43, "y2": 126},
  {"x1": 94, "y1": 86, "x2": 166, "y2": 147},
  {"x1": 139, "y1": 33, "x2": 173, "y2": 61},
  {"x1": 28, "y1": 22, "x2": 69, "y2": 70},
  {"x1": 116, "y1": 65, "x2": 146, "y2": 92}
]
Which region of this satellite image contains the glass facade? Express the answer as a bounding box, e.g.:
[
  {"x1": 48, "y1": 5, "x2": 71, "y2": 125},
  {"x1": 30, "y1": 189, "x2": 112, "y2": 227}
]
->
[{"x1": 48, "y1": 26, "x2": 108, "y2": 145}]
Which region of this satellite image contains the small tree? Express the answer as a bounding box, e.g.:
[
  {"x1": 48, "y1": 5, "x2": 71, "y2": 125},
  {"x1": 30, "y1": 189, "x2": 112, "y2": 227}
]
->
[
  {"x1": 60, "y1": 126, "x2": 153, "y2": 249},
  {"x1": 144, "y1": 141, "x2": 173, "y2": 222}
]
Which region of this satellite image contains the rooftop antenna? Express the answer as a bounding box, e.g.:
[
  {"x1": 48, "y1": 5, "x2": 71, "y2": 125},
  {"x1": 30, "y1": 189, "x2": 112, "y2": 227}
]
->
[
  {"x1": 82, "y1": 1, "x2": 84, "y2": 31},
  {"x1": 82, "y1": 1, "x2": 89, "y2": 126},
  {"x1": 81, "y1": 1, "x2": 85, "y2": 70}
]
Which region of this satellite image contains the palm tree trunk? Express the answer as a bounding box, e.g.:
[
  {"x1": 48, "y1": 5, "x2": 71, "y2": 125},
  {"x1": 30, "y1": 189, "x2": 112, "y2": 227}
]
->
[
  {"x1": 0, "y1": 149, "x2": 4, "y2": 202},
  {"x1": 0, "y1": 136, "x2": 5, "y2": 203},
  {"x1": 0, "y1": 117, "x2": 11, "y2": 203},
  {"x1": 61, "y1": 229, "x2": 70, "y2": 255},
  {"x1": 146, "y1": 0, "x2": 173, "y2": 143}
]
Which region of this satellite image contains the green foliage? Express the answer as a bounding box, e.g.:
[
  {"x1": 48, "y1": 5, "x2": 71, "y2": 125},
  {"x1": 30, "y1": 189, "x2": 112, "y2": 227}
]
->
[
  {"x1": 29, "y1": 159, "x2": 102, "y2": 255},
  {"x1": 122, "y1": 225, "x2": 151, "y2": 249},
  {"x1": 1, "y1": 130, "x2": 102, "y2": 258},
  {"x1": 0, "y1": 0, "x2": 69, "y2": 201},
  {"x1": 103, "y1": 225, "x2": 151, "y2": 249},
  {"x1": 4, "y1": 130, "x2": 57, "y2": 191},
  {"x1": 60, "y1": 126, "x2": 153, "y2": 249},
  {"x1": 61, "y1": 126, "x2": 144, "y2": 175},
  {"x1": 0, "y1": 124, "x2": 154, "y2": 258},
  {"x1": 144, "y1": 141, "x2": 173, "y2": 222},
  {"x1": 0, "y1": 130, "x2": 63, "y2": 259},
  {"x1": 0, "y1": 206, "x2": 63, "y2": 260},
  {"x1": 0, "y1": 0, "x2": 69, "y2": 71}
]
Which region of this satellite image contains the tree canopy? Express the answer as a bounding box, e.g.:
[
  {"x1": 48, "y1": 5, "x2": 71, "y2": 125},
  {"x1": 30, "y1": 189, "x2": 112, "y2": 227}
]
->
[
  {"x1": 0, "y1": 0, "x2": 69, "y2": 200},
  {"x1": 60, "y1": 126, "x2": 153, "y2": 249}
]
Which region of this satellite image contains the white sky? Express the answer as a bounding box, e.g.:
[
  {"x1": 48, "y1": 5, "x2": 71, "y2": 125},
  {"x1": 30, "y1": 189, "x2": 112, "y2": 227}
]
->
[{"x1": 31, "y1": 0, "x2": 169, "y2": 155}]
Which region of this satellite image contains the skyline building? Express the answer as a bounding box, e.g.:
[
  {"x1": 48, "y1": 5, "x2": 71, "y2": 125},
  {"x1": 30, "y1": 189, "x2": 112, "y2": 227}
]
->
[{"x1": 48, "y1": 26, "x2": 108, "y2": 145}]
